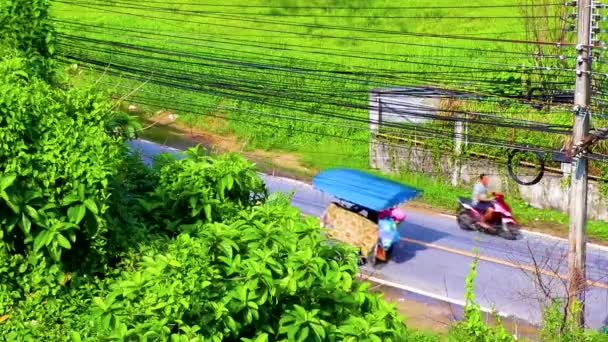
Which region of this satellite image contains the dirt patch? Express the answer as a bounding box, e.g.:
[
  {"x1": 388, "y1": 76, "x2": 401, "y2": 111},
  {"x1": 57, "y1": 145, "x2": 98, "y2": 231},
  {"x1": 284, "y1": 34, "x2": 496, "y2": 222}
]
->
[{"x1": 140, "y1": 111, "x2": 316, "y2": 180}]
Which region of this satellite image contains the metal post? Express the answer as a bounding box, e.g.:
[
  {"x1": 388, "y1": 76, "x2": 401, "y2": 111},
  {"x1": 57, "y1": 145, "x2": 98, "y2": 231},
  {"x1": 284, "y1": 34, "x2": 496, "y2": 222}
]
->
[
  {"x1": 369, "y1": 91, "x2": 380, "y2": 169},
  {"x1": 452, "y1": 115, "x2": 464, "y2": 186},
  {"x1": 567, "y1": 0, "x2": 593, "y2": 326}
]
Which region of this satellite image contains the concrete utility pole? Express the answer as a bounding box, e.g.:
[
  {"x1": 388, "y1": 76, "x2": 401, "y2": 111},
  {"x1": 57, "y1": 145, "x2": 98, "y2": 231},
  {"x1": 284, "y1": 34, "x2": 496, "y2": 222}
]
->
[{"x1": 567, "y1": 0, "x2": 593, "y2": 326}]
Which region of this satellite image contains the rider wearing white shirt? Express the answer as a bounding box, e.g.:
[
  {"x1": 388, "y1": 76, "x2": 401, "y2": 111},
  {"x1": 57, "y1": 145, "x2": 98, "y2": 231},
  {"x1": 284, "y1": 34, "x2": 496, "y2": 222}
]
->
[{"x1": 472, "y1": 174, "x2": 495, "y2": 230}]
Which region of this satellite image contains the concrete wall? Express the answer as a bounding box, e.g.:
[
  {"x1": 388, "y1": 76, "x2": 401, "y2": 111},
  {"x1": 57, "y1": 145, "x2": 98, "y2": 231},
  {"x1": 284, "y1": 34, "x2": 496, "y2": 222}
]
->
[{"x1": 370, "y1": 139, "x2": 608, "y2": 221}]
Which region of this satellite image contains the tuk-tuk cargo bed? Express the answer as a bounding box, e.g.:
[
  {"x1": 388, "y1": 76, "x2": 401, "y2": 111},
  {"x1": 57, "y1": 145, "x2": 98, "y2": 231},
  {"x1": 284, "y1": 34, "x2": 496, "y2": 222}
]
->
[{"x1": 321, "y1": 202, "x2": 377, "y2": 256}]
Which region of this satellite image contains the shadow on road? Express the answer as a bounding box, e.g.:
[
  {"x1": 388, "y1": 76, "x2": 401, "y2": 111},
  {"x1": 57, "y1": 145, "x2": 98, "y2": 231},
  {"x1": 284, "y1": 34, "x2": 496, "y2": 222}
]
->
[{"x1": 390, "y1": 222, "x2": 451, "y2": 264}]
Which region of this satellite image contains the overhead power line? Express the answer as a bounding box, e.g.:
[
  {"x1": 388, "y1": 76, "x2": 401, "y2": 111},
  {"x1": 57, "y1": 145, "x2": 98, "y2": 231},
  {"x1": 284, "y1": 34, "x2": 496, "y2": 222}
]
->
[
  {"x1": 55, "y1": 0, "x2": 576, "y2": 46},
  {"x1": 69, "y1": 0, "x2": 565, "y2": 10}
]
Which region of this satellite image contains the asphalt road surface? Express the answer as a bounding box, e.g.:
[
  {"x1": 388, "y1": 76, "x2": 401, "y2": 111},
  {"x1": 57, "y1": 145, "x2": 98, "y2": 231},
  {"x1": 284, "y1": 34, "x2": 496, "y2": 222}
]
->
[{"x1": 129, "y1": 139, "x2": 608, "y2": 329}]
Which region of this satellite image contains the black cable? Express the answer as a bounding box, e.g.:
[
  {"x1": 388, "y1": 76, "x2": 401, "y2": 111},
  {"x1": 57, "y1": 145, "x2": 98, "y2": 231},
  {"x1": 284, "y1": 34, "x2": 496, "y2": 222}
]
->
[
  {"x1": 120, "y1": 84, "x2": 560, "y2": 152},
  {"x1": 57, "y1": 51, "x2": 573, "y2": 136},
  {"x1": 56, "y1": 44, "x2": 575, "y2": 128},
  {"x1": 53, "y1": 19, "x2": 573, "y2": 43},
  {"x1": 53, "y1": 19, "x2": 574, "y2": 61},
  {"x1": 126, "y1": 88, "x2": 608, "y2": 165},
  {"x1": 56, "y1": 33, "x2": 576, "y2": 106},
  {"x1": 53, "y1": 1, "x2": 576, "y2": 47},
  {"x1": 72, "y1": 0, "x2": 564, "y2": 10},
  {"x1": 59, "y1": 1, "x2": 564, "y2": 19},
  {"x1": 56, "y1": 43, "x2": 576, "y2": 119},
  {"x1": 53, "y1": 20, "x2": 576, "y2": 70}
]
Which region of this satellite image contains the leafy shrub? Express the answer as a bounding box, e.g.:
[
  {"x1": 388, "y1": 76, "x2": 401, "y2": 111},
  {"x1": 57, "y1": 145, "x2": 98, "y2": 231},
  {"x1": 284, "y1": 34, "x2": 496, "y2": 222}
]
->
[
  {"x1": 0, "y1": 0, "x2": 55, "y2": 78},
  {"x1": 140, "y1": 146, "x2": 267, "y2": 234},
  {"x1": 0, "y1": 55, "x2": 128, "y2": 274},
  {"x1": 2, "y1": 194, "x2": 415, "y2": 342},
  {"x1": 70, "y1": 196, "x2": 411, "y2": 341},
  {"x1": 539, "y1": 300, "x2": 608, "y2": 342}
]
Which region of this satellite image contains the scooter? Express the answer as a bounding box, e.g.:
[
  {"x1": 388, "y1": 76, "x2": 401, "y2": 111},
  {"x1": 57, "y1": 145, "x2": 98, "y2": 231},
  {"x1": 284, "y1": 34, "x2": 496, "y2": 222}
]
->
[{"x1": 456, "y1": 192, "x2": 520, "y2": 240}]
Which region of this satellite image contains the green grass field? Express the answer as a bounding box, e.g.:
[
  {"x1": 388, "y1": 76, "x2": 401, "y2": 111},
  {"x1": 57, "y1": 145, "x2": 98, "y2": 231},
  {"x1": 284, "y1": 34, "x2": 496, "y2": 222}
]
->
[
  {"x1": 49, "y1": 0, "x2": 608, "y2": 239},
  {"x1": 51, "y1": 0, "x2": 576, "y2": 151}
]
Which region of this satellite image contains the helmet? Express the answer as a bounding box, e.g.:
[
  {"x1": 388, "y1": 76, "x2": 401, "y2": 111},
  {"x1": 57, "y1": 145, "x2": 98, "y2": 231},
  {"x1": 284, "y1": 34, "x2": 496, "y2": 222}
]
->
[{"x1": 390, "y1": 208, "x2": 406, "y2": 222}]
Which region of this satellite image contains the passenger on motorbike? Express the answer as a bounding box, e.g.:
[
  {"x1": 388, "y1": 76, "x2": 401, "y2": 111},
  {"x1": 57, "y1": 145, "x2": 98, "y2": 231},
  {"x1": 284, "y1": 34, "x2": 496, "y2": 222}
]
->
[
  {"x1": 472, "y1": 174, "x2": 495, "y2": 230},
  {"x1": 377, "y1": 207, "x2": 405, "y2": 250}
]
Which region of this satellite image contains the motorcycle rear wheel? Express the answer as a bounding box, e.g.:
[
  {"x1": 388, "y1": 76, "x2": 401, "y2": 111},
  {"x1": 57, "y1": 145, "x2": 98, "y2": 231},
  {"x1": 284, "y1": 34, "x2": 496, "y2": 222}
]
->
[{"x1": 457, "y1": 211, "x2": 475, "y2": 231}]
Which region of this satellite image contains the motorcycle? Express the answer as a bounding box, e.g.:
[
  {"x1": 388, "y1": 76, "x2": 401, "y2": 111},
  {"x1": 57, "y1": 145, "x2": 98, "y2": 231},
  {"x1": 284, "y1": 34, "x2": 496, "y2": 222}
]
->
[{"x1": 456, "y1": 192, "x2": 520, "y2": 240}]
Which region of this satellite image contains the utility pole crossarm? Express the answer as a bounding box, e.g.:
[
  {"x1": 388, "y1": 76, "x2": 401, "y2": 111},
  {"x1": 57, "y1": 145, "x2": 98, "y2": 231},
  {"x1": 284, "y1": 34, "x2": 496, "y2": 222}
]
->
[{"x1": 569, "y1": 127, "x2": 608, "y2": 158}]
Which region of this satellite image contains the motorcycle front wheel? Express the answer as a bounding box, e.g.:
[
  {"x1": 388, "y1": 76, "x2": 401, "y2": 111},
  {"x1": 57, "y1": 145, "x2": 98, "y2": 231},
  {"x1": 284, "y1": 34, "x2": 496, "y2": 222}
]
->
[
  {"x1": 498, "y1": 223, "x2": 519, "y2": 240},
  {"x1": 498, "y1": 230, "x2": 516, "y2": 240}
]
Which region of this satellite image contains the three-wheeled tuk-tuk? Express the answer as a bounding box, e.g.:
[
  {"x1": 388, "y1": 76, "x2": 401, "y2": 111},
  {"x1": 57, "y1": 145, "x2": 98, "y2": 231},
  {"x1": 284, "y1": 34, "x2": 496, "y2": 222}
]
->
[{"x1": 313, "y1": 168, "x2": 421, "y2": 266}]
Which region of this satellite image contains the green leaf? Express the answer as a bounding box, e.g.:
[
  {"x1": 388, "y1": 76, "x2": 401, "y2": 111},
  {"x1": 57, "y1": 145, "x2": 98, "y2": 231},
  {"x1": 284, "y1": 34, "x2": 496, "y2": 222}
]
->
[
  {"x1": 19, "y1": 214, "x2": 31, "y2": 234},
  {"x1": 203, "y1": 204, "x2": 212, "y2": 221},
  {"x1": 62, "y1": 193, "x2": 80, "y2": 206},
  {"x1": 225, "y1": 174, "x2": 234, "y2": 190},
  {"x1": 24, "y1": 191, "x2": 42, "y2": 203},
  {"x1": 70, "y1": 332, "x2": 82, "y2": 342},
  {"x1": 33, "y1": 230, "x2": 49, "y2": 252},
  {"x1": 12, "y1": 70, "x2": 29, "y2": 80},
  {"x1": 342, "y1": 272, "x2": 352, "y2": 291},
  {"x1": 297, "y1": 326, "x2": 310, "y2": 342},
  {"x1": 84, "y1": 198, "x2": 99, "y2": 215},
  {"x1": 0, "y1": 191, "x2": 19, "y2": 214},
  {"x1": 254, "y1": 333, "x2": 269, "y2": 342},
  {"x1": 56, "y1": 234, "x2": 71, "y2": 250},
  {"x1": 0, "y1": 175, "x2": 16, "y2": 191},
  {"x1": 67, "y1": 204, "x2": 86, "y2": 224},
  {"x1": 137, "y1": 198, "x2": 163, "y2": 212},
  {"x1": 24, "y1": 205, "x2": 39, "y2": 221}
]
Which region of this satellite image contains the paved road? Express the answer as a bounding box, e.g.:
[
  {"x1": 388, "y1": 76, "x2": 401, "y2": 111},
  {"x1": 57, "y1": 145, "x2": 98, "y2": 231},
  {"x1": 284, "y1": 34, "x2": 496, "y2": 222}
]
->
[{"x1": 129, "y1": 139, "x2": 608, "y2": 329}]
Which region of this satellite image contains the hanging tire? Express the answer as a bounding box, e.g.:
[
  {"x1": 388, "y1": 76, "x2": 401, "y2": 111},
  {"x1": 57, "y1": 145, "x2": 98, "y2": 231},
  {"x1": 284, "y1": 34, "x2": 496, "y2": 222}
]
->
[{"x1": 507, "y1": 149, "x2": 545, "y2": 186}]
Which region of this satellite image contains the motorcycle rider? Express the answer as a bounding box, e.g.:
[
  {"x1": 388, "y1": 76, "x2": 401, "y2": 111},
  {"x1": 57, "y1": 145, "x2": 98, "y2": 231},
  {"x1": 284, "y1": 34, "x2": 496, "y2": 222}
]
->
[{"x1": 472, "y1": 174, "x2": 495, "y2": 230}]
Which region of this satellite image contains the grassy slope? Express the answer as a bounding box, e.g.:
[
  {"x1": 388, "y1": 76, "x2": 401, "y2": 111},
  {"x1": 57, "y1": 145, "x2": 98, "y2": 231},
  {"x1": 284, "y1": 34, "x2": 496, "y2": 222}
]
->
[{"x1": 50, "y1": 0, "x2": 608, "y2": 240}]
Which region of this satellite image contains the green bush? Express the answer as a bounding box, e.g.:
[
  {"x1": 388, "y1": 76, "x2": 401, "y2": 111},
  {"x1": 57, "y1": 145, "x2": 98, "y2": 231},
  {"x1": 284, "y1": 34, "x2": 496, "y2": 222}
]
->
[
  {"x1": 0, "y1": 0, "x2": 55, "y2": 78},
  {"x1": 139, "y1": 147, "x2": 267, "y2": 235},
  {"x1": 0, "y1": 54, "x2": 127, "y2": 274},
  {"x1": 66, "y1": 198, "x2": 410, "y2": 341}
]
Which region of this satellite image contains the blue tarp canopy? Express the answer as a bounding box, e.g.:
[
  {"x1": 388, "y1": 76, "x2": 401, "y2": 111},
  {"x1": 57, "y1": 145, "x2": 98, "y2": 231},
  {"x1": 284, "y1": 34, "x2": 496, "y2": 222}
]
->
[{"x1": 313, "y1": 168, "x2": 422, "y2": 212}]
